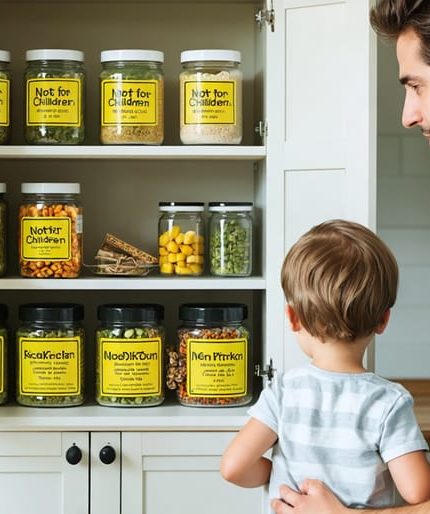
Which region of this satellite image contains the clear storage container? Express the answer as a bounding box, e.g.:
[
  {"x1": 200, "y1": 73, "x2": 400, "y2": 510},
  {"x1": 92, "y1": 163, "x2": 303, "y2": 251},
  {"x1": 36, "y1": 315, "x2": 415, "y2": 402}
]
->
[
  {"x1": 179, "y1": 49, "x2": 242, "y2": 144},
  {"x1": 16, "y1": 303, "x2": 85, "y2": 407},
  {"x1": 96, "y1": 304, "x2": 165, "y2": 407},
  {"x1": 158, "y1": 202, "x2": 205, "y2": 276},
  {"x1": 0, "y1": 183, "x2": 7, "y2": 276},
  {"x1": 25, "y1": 49, "x2": 85, "y2": 144},
  {"x1": 0, "y1": 304, "x2": 8, "y2": 405},
  {"x1": 209, "y1": 201, "x2": 253, "y2": 276},
  {"x1": 0, "y1": 51, "x2": 11, "y2": 144},
  {"x1": 169, "y1": 303, "x2": 252, "y2": 407},
  {"x1": 19, "y1": 183, "x2": 82, "y2": 278},
  {"x1": 100, "y1": 49, "x2": 164, "y2": 145}
]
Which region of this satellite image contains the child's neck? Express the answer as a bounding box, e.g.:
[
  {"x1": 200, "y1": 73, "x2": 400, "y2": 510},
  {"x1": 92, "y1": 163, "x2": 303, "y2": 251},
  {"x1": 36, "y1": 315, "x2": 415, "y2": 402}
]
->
[{"x1": 311, "y1": 337, "x2": 371, "y2": 374}]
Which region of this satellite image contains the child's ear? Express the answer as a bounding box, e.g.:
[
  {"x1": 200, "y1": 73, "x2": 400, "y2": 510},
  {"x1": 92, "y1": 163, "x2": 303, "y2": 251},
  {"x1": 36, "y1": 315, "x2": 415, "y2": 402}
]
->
[
  {"x1": 286, "y1": 305, "x2": 301, "y2": 332},
  {"x1": 375, "y1": 309, "x2": 391, "y2": 335}
]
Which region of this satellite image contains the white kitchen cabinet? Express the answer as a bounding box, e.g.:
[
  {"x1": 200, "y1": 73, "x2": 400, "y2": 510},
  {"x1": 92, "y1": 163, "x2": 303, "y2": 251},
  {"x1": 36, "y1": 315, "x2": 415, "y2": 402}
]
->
[{"x1": 0, "y1": 0, "x2": 376, "y2": 513}]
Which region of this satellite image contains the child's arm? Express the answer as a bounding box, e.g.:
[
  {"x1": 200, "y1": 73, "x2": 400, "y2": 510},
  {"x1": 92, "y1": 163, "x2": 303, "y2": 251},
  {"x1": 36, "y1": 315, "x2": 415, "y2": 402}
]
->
[
  {"x1": 388, "y1": 451, "x2": 430, "y2": 504},
  {"x1": 220, "y1": 417, "x2": 278, "y2": 487}
]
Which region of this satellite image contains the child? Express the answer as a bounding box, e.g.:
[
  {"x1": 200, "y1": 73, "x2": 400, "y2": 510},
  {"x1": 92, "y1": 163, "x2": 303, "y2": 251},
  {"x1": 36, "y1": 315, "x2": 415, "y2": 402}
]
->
[{"x1": 221, "y1": 219, "x2": 430, "y2": 509}]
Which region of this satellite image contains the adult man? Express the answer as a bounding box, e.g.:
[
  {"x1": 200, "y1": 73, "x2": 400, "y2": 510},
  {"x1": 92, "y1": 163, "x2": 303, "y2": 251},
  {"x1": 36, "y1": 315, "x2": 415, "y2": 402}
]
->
[{"x1": 272, "y1": 0, "x2": 430, "y2": 513}]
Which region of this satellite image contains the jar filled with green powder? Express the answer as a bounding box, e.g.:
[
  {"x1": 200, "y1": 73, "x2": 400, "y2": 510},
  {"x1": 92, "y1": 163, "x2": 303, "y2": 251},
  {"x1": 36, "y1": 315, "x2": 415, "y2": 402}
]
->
[
  {"x1": 0, "y1": 304, "x2": 8, "y2": 405},
  {"x1": 16, "y1": 303, "x2": 85, "y2": 407},
  {"x1": 0, "y1": 51, "x2": 11, "y2": 144},
  {"x1": 96, "y1": 304, "x2": 165, "y2": 407},
  {"x1": 25, "y1": 49, "x2": 85, "y2": 144},
  {"x1": 208, "y1": 202, "x2": 253, "y2": 276}
]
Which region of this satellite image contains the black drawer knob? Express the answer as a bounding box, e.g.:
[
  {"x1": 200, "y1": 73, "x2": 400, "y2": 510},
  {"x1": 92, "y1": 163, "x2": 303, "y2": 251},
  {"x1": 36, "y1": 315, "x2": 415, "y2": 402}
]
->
[
  {"x1": 66, "y1": 445, "x2": 82, "y2": 465},
  {"x1": 99, "y1": 445, "x2": 116, "y2": 465}
]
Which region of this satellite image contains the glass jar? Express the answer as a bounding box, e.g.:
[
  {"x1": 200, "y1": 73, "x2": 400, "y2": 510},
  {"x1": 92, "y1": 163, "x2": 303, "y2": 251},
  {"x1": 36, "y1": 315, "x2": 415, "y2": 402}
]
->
[
  {"x1": 169, "y1": 303, "x2": 252, "y2": 407},
  {"x1": 158, "y1": 202, "x2": 205, "y2": 276},
  {"x1": 179, "y1": 49, "x2": 242, "y2": 145},
  {"x1": 100, "y1": 49, "x2": 164, "y2": 145},
  {"x1": 0, "y1": 304, "x2": 8, "y2": 405},
  {"x1": 96, "y1": 304, "x2": 165, "y2": 407},
  {"x1": 16, "y1": 303, "x2": 85, "y2": 407},
  {"x1": 209, "y1": 202, "x2": 253, "y2": 276},
  {"x1": 19, "y1": 183, "x2": 82, "y2": 278},
  {"x1": 25, "y1": 49, "x2": 85, "y2": 144},
  {"x1": 0, "y1": 183, "x2": 7, "y2": 276},
  {"x1": 0, "y1": 50, "x2": 11, "y2": 144}
]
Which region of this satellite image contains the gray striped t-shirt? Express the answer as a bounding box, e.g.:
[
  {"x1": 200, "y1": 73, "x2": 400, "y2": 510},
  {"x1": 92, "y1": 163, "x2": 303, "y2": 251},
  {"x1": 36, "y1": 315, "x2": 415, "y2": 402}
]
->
[{"x1": 248, "y1": 364, "x2": 428, "y2": 509}]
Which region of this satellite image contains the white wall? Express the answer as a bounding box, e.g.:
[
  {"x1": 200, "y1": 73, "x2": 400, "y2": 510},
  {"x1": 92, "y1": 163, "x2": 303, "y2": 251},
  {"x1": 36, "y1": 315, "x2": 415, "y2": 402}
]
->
[{"x1": 376, "y1": 39, "x2": 430, "y2": 378}]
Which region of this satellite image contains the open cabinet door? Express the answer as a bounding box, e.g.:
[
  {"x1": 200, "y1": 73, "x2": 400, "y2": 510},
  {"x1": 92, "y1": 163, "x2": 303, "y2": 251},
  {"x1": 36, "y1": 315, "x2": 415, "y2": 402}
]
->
[{"x1": 265, "y1": 0, "x2": 377, "y2": 371}]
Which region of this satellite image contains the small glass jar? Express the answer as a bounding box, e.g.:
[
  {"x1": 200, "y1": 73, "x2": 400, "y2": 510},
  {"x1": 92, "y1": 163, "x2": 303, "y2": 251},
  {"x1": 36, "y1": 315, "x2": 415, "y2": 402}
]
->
[
  {"x1": 158, "y1": 202, "x2": 205, "y2": 276},
  {"x1": 16, "y1": 303, "x2": 85, "y2": 407},
  {"x1": 0, "y1": 183, "x2": 7, "y2": 276},
  {"x1": 0, "y1": 304, "x2": 8, "y2": 405},
  {"x1": 19, "y1": 183, "x2": 82, "y2": 278},
  {"x1": 170, "y1": 303, "x2": 252, "y2": 407},
  {"x1": 209, "y1": 202, "x2": 253, "y2": 276},
  {"x1": 25, "y1": 49, "x2": 85, "y2": 144},
  {"x1": 179, "y1": 49, "x2": 242, "y2": 145},
  {"x1": 100, "y1": 49, "x2": 164, "y2": 145},
  {"x1": 0, "y1": 50, "x2": 11, "y2": 144},
  {"x1": 96, "y1": 304, "x2": 165, "y2": 407}
]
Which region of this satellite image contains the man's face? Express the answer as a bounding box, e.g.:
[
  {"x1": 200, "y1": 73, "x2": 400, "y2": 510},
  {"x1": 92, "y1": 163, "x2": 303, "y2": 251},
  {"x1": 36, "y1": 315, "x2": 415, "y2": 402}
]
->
[{"x1": 397, "y1": 28, "x2": 430, "y2": 142}]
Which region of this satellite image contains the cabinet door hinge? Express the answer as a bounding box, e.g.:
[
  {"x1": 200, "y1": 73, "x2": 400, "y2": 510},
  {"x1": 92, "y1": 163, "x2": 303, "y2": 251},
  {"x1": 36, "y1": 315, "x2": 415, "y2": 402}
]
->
[
  {"x1": 255, "y1": 358, "x2": 276, "y2": 382},
  {"x1": 255, "y1": 8, "x2": 275, "y2": 32},
  {"x1": 255, "y1": 120, "x2": 268, "y2": 139}
]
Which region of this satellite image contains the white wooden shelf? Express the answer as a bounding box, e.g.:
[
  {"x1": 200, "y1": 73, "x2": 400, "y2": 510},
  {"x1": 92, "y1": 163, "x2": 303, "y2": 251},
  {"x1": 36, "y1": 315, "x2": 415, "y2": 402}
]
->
[
  {"x1": 0, "y1": 276, "x2": 266, "y2": 290},
  {"x1": 0, "y1": 145, "x2": 266, "y2": 160},
  {"x1": 0, "y1": 402, "x2": 251, "y2": 432}
]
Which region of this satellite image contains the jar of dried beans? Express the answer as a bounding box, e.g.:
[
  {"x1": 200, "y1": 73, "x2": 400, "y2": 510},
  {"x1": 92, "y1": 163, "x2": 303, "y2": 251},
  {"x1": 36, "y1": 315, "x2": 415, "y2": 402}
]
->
[
  {"x1": 168, "y1": 303, "x2": 252, "y2": 407},
  {"x1": 179, "y1": 49, "x2": 242, "y2": 144},
  {"x1": 100, "y1": 49, "x2": 164, "y2": 145},
  {"x1": 0, "y1": 50, "x2": 11, "y2": 144},
  {"x1": 96, "y1": 303, "x2": 165, "y2": 407},
  {"x1": 19, "y1": 183, "x2": 82, "y2": 278}
]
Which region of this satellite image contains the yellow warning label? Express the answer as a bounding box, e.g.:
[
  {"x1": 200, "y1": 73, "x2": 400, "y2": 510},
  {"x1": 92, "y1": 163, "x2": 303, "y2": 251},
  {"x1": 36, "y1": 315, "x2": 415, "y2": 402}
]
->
[
  {"x1": 0, "y1": 79, "x2": 10, "y2": 126},
  {"x1": 183, "y1": 81, "x2": 236, "y2": 125},
  {"x1": 21, "y1": 217, "x2": 71, "y2": 261}
]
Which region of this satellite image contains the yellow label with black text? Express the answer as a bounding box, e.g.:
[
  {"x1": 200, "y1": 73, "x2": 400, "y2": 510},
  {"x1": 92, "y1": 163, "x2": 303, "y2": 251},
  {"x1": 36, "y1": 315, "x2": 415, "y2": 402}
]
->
[
  {"x1": 0, "y1": 336, "x2": 4, "y2": 394},
  {"x1": 21, "y1": 217, "x2": 71, "y2": 261},
  {"x1": 100, "y1": 338, "x2": 161, "y2": 396},
  {"x1": 19, "y1": 337, "x2": 80, "y2": 396},
  {"x1": 101, "y1": 80, "x2": 158, "y2": 126},
  {"x1": 186, "y1": 338, "x2": 247, "y2": 397},
  {"x1": 0, "y1": 79, "x2": 10, "y2": 126},
  {"x1": 183, "y1": 81, "x2": 236, "y2": 125},
  {"x1": 26, "y1": 78, "x2": 81, "y2": 126}
]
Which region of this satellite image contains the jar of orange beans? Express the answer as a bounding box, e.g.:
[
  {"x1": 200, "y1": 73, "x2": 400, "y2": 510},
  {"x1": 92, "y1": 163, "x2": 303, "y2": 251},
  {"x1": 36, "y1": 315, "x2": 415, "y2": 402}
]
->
[
  {"x1": 167, "y1": 303, "x2": 252, "y2": 407},
  {"x1": 18, "y1": 183, "x2": 82, "y2": 278}
]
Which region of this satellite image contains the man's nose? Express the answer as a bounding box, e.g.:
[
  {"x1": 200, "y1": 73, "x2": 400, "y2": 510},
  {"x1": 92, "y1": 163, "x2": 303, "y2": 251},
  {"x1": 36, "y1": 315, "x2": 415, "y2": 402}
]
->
[{"x1": 402, "y1": 94, "x2": 422, "y2": 128}]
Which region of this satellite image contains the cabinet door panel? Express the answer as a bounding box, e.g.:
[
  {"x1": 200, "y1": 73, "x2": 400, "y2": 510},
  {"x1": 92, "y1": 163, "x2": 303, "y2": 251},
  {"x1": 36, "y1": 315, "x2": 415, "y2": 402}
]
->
[
  {"x1": 122, "y1": 432, "x2": 264, "y2": 514},
  {"x1": 0, "y1": 432, "x2": 88, "y2": 514}
]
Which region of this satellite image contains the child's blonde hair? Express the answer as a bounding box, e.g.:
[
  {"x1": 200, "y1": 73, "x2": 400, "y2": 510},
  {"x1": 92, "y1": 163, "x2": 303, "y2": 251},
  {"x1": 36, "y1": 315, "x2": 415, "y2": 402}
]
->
[{"x1": 281, "y1": 219, "x2": 398, "y2": 342}]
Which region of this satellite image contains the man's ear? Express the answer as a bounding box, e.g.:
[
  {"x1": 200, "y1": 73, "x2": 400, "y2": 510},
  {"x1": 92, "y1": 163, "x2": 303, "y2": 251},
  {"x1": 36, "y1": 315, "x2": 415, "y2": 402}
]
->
[
  {"x1": 286, "y1": 304, "x2": 301, "y2": 332},
  {"x1": 375, "y1": 309, "x2": 391, "y2": 335}
]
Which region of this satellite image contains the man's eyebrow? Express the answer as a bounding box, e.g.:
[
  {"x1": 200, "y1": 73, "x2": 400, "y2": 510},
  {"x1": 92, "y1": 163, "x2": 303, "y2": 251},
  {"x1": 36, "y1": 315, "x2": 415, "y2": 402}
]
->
[{"x1": 399, "y1": 74, "x2": 421, "y2": 85}]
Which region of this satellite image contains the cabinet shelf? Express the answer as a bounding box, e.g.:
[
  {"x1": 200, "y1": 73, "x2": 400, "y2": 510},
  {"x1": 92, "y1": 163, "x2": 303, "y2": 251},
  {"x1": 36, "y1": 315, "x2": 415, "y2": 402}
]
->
[
  {"x1": 0, "y1": 276, "x2": 266, "y2": 290},
  {"x1": 0, "y1": 145, "x2": 266, "y2": 160},
  {"x1": 0, "y1": 402, "x2": 250, "y2": 432}
]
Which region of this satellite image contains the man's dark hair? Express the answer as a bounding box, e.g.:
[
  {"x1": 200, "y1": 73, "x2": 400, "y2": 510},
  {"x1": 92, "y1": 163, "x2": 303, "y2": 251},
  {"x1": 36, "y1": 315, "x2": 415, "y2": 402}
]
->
[{"x1": 370, "y1": 0, "x2": 430, "y2": 64}]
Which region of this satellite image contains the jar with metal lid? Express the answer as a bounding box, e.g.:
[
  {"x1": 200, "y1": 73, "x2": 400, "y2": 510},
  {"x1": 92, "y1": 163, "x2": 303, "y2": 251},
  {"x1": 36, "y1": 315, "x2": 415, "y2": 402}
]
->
[
  {"x1": 158, "y1": 202, "x2": 205, "y2": 276},
  {"x1": 19, "y1": 183, "x2": 82, "y2": 278},
  {"x1": 0, "y1": 50, "x2": 11, "y2": 144},
  {"x1": 0, "y1": 183, "x2": 7, "y2": 276},
  {"x1": 16, "y1": 303, "x2": 85, "y2": 407},
  {"x1": 25, "y1": 49, "x2": 85, "y2": 144},
  {"x1": 209, "y1": 202, "x2": 253, "y2": 276},
  {"x1": 168, "y1": 303, "x2": 252, "y2": 407},
  {"x1": 0, "y1": 304, "x2": 8, "y2": 405},
  {"x1": 100, "y1": 49, "x2": 164, "y2": 145},
  {"x1": 96, "y1": 304, "x2": 165, "y2": 407},
  {"x1": 179, "y1": 49, "x2": 242, "y2": 145}
]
